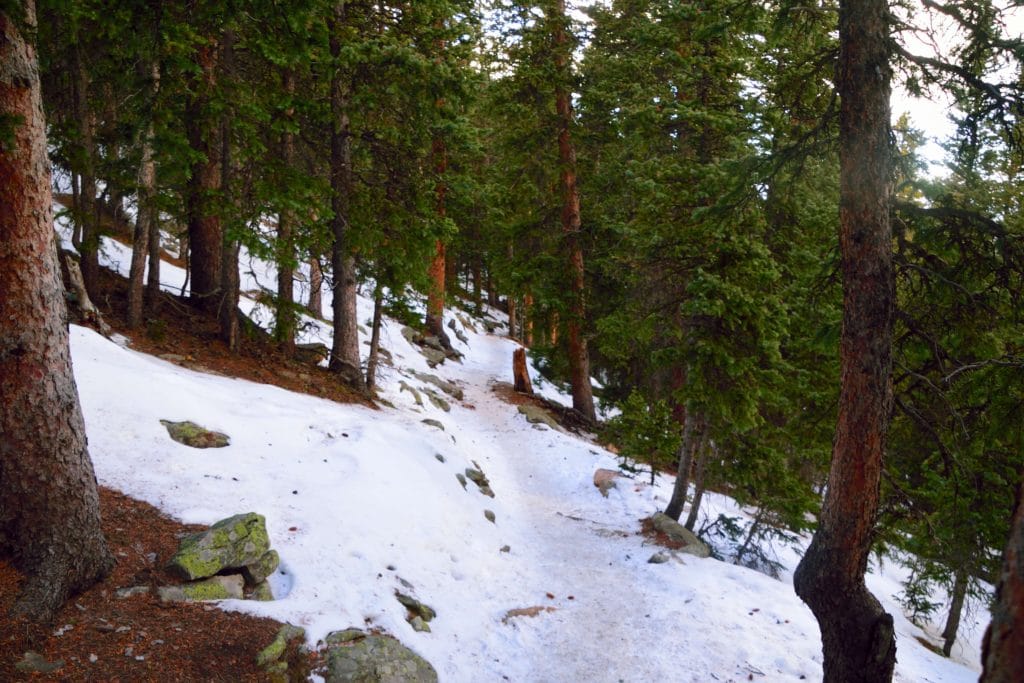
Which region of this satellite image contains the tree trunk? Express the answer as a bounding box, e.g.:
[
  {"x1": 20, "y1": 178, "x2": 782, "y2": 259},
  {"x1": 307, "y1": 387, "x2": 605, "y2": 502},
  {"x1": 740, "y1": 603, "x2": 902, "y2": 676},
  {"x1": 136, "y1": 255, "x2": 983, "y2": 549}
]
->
[
  {"x1": 664, "y1": 410, "x2": 702, "y2": 521},
  {"x1": 218, "y1": 31, "x2": 239, "y2": 350},
  {"x1": 941, "y1": 568, "x2": 968, "y2": 657},
  {"x1": 185, "y1": 41, "x2": 222, "y2": 316},
  {"x1": 508, "y1": 296, "x2": 518, "y2": 340},
  {"x1": 365, "y1": 285, "x2": 384, "y2": 390},
  {"x1": 328, "y1": 3, "x2": 364, "y2": 391},
  {"x1": 684, "y1": 437, "x2": 709, "y2": 531},
  {"x1": 127, "y1": 61, "x2": 160, "y2": 329},
  {"x1": 425, "y1": 128, "x2": 447, "y2": 338},
  {"x1": 552, "y1": 0, "x2": 595, "y2": 423},
  {"x1": 980, "y1": 483, "x2": 1024, "y2": 681},
  {"x1": 72, "y1": 38, "x2": 100, "y2": 301},
  {"x1": 792, "y1": 0, "x2": 897, "y2": 679},
  {"x1": 275, "y1": 67, "x2": 297, "y2": 355},
  {"x1": 0, "y1": 3, "x2": 114, "y2": 621},
  {"x1": 308, "y1": 256, "x2": 323, "y2": 317},
  {"x1": 513, "y1": 347, "x2": 533, "y2": 394},
  {"x1": 523, "y1": 291, "x2": 534, "y2": 347}
]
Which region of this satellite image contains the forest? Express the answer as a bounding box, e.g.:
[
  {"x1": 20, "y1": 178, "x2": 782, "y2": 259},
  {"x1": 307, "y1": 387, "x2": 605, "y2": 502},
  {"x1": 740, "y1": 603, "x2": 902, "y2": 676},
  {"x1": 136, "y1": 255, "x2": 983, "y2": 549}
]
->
[{"x1": 1, "y1": 0, "x2": 1023, "y2": 681}]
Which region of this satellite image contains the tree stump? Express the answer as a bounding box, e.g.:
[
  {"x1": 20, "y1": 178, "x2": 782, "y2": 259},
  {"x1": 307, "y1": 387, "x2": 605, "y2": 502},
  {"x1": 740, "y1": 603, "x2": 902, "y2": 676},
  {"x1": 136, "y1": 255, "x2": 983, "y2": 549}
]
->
[{"x1": 513, "y1": 347, "x2": 533, "y2": 394}]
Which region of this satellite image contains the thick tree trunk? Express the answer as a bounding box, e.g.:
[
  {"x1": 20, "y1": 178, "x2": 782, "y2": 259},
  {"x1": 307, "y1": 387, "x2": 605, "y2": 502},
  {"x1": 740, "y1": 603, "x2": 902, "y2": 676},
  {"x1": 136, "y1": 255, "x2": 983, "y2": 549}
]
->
[
  {"x1": 275, "y1": 67, "x2": 297, "y2": 354},
  {"x1": 552, "y1": 0, "x2": 595, "y2": 423},
  {"x1": 792, "y1": 0, "x2": 897, "y2": 680},
  {"x1": 980, "y1": 483, "x2": 1024, "y2": 681},
  {"x1": 308, "y1": 256, "x2": 323, "y2": 317},
  {"x1": 684, "y1": 437, "x2": 709, "y2": 531},
  {"x1": 365, "y1": 286, "x2": 384, "y2": 390},
  {"x1": 218, "y1": 31, "x2": 239, "y2": 350},
  {"x1": 941, "y1": 568, "x2": 968, "y2": 657},
  {"x1": 523, "y1": 291, "x2": 534, "y2": 347},
  {"x1": 425, "y1": 131, "x2": 447, "y2": 339},
  {"x1": 513, "y1": 347, "x2": 533, "y2": 394},
  {"x1": 664, "y1": 410, "x2": 702, "y2": 521},
  {"x1": 127, "y1": 62, "x2": 160, "y2": 329},
  {"x1": 185, "y1": 42, "x2": 222, "y2": 316},
  {"x1": 72, "y1": 39, "x2": 100, "y2": 301},
  {"x1": 507, "y1": 296, "x2": 518, "y2": 340},
  {"x1": 328, "y1": 3, "x2": 364, "y2": 391},
  {"x1": 0, "y1": 3, "x2": 114, "y2": 621}
]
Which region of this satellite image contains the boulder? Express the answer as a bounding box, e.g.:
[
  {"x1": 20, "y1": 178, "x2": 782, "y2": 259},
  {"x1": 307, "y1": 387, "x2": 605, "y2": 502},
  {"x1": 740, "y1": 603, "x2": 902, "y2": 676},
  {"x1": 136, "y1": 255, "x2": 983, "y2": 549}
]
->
[
  {"x1": 425, "y1": 391, "x2": 451, "y2": 413},
  {"x1": 411, "y1": 372, "x2": 464, "y2": 401},
  {"x1": 421, "y1": 347, "x2": 447, "y2": 368},
  {"x1": 242, "y1": 549, "x2": 280, "y2": 585},
  {"x1": 323, "y1": 631, "x2": 437, "y2": 683},
  {"x1": 257, "y1": 624, "x2": 306, "y2": 668},
  {"x1": 649, "y1": 513, "x2": 712, "y2": 558},
  {"x1": 593, "y1": 469, "x2": 622, "y2": 498},
  {"x1": 648, "y1": 551, "x2": 670, "y2": 564},
  {"x1": 295, "y1": 342, "x2": 330, "y2": 364},
  {"x1": 167, "y1": 512, "x2": 271, "y2": 580},
  {"x1": 160, "y1": 420, "x2": 230, "y2": 448},
  {"x1": 421, "y1": 419, "x2": 445, "y2": 431},
  {"x1": 517, "y1": 404, "x2": 559, "y2": 430},
  {"x1": 157, "y1": 574, "x2": 245, "y2": 602}
]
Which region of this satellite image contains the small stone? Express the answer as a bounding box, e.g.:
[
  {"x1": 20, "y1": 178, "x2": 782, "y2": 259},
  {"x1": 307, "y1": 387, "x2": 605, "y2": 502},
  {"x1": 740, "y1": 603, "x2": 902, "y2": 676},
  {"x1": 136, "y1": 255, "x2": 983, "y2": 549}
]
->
[
  {"x1": 648, "y1": 551, "x2": 670, "y2": 564},
  {"x1": 500, "y1": 545, "x2": 511, "y2": 553},
  {"x1": 421, "y1": 418, "x2": 445, "y2": 430},
  {"x1": 434, "y1": 453, "x2": 445, "y2": 463},
  {"x1": 396, "y1": 592, "x2": 436, "y2": 622},
  {"x1": 484, "y1": 510, "x2": 496, "y2": 524},
  {"x1": 160, "y1": 419, "x2": 230, "y2": 448},
  {"x1": 115, "y1": 626, "x2": 132, "y2": 634},
  {"x1": 116, "y1": 585, "x2": 151, "y2": 599},
  {"x1": 89, "y1": 654, "x2": 98, "y2": 664},
  {"x1": 409, "y1": 616, "x2": 431, "y2": 633},
  {"x1": 455, "y1": 473, "x2": 467, "y2": 489}
]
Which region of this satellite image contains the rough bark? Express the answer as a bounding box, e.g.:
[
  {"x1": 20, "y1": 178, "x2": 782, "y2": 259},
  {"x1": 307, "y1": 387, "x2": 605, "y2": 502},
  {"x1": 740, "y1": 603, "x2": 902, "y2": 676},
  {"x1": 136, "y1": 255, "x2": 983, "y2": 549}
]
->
[
  {"x1": 552, "y1": 0, "x2": 595, "y2": 423},
  {"x1": 72, "y1": 37, "x2": 100, "y2": 300},
  {"x1": 980, "y1": 483, "x2": 1024, "y2": 681},
  {"x1": 684, "y1": 437, "x2": 709, "y2": 531},
  {"x1": 523, "y1": 291, "x2": 534, "y2": 347},
  {"x1": 425, "y1": 132, "x2": 447, "y2": 340},
  {"x1": 218, "y1": 31, "x2": 239, "y2": 350},
  {"x1": 792, "y1": 0, "x2": 897, "y2": 679},
  {"x1": 365, "y1": 286, "x2": 384, "y2": 390},
  {"x1": 308, "y1": 256, "x2": 323, "y2": 317},
  {"x1": 507, "y1": 295, "x2": 518, "y2": 341},
  {"x1": 185, "y1": 41, "x2": 222, "y2": 316},
  {"x1": 664, "y1": 410, "x2": 702, "y2": 521},
  {"x1": 127, "y1": 61, "x2": 160, "y2": 329},
  {"x1": 941, "y1": 568, "x2": 968, "y2": 657},
  {"x1": 513, "y1": 347, "x2": 533, "y2": 394},
  {"x1": 0, "y1": 3, "x2": 115, "y2": 621},
  {"x1": 275, "y1": 67, "x2": 297, "y2": 355},
  {"x1": 328, "y1": 3, "x2": 365, "y2": 391}
]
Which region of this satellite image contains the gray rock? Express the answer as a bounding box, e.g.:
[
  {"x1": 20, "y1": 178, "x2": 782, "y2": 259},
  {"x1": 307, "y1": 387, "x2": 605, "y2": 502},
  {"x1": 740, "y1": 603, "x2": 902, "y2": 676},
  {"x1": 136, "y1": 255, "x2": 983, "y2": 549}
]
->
[
  {"x1": 257, "y1": 624, "x2": 305, "y2": 667},
  {"x1": 434, "y1": 453, "x2": 445, "y2": 463},
  {"x1": 250, "y1": 581, "x2": 275, "y2": 601},
  {"x1": 160, "y1": 420, "x2": 230, "y2": 448},
  {"x1": 324, "y1": 633, "x2": 437, "y2": 683},
  {"x1": 167, "y1": 512, "x2": 271, "y2": 580},
  {"x1": 411, "y1": 372, "x2": 464, "y2": 401},
  {"x1": 517, "y1": 405, "x2": 559, "y2": 430},
  {"x1": 325, "y1": 629, "x2": 368, "y2": 646},
  {"x1": 425, "y1": 392, "x2": 451, "y2": 413},
  {"x1": 421, "y1": 419, "x2": 445, "y2": 431},
  {"x1": 157, "y1": 574, "x2": 245, "y2": 602},
  {"x1": 401, "y1": 327, "x2": 420, "y2": 345},
  {"x1": 465, "y1": 468, "x2": 496, "y2": 498},
  {"x1": 399, "y1": 381, "x2": 424, "y2": 407},
  {"x1": 396, "y1": 593, "x2": 436, "y2": 622},
  {"x1": 650, "y1": 513, "x2": 712, "y2": 558},
  {"x1": 500, "y1": 545, "x2": 511, "y2": 553},
  {"x1": 115, "y1": 585, "x2": 151, "y2": 599},
  {"x1": 242, "y1": 549, "x2": 280, "y2": 585},
  {"x1": 484, "y1": 510, "x2": 496, "y2": 524},
  {"x1": 409, "y1": 616, "x2": 431, "y2": 633},
  {"x1": 648, "y1": 551, "x2": 671, "y2": 564},
  {"x1": 455, "y1": 473, "x2": 467, "y2": 489},
  {"x1": 15, "y1": 651, "x2": 64, "y2": 674},
  {"x1": 421, "y1": 347, "x2": 447, "y2": 368},
  {"x1": 421, "y1": 335, "x2": 445, "y2": 351},
  {"x1": 295, "y1": 342, "x2": 330, "y2": 364}
]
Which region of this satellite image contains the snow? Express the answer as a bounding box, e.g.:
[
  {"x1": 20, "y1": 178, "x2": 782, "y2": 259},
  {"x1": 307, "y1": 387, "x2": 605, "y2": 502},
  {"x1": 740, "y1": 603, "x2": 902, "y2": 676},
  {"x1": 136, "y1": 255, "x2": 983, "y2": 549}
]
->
[{"x1": 65, "y1": 228, "x2": 988, "y2": 682}]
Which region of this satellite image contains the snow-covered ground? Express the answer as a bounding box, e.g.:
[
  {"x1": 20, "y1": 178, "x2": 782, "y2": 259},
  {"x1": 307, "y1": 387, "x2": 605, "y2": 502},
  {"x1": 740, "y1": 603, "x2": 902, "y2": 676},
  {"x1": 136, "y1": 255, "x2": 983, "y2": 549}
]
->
[{"x1": 65, "y1": 223, "x2": 988, "y2": 682}]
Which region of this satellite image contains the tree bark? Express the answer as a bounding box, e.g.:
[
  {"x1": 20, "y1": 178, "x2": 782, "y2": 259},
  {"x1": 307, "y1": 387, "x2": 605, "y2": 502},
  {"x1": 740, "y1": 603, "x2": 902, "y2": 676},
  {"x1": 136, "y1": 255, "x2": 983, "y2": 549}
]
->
[
  {"x1": 308, "y1": 256, "x2": 323, "y2": 317},
  {"x1": 552, "y1": 0, "x2": 595, "y2": 423},
  {"x1": 941, "y1": 568, "x2": 968, "y2": 657},
  {"x1": 523, "y1": 291, "x2": 534, "y2": 347},
  {"x1": 218, "y1": 31, "x2": 239, "y2": 349},
  {"x1": 684, "y1": 436, "x2": 709, "y2": 531},
  {"x1": 792, "y1": 0, "x2": 897, "y2": 679},
  {"x1": 72, "y1": 37, "x2": 100, "y2": 300},
  {"x1": 664, "y1": 410, "x2": 702, "y2": 521},
  {"x1": 425, "y1": 128, "x2": 447, "y2": 339},
  {"x1": 127, "y1": 61, "x2": 160, "y2": 329},
  {"x1": 328, "y1": 3, "x2": 364, "y2": 391},
  {"x1": 275, "y1": 67, "x2": 297, "y2": 355},
  {"x1": 185, "y1": 40, "x2": 222, "y2": 316},
  {"x1": 365, "y1": 285, "x2": 384, "y2": 390},
  {"x1": 513, "y1": 347, "x2": 533, "y2": 394},
  {"x1": 980, "y1": 483, "x2": 1024, "y2": 681},
  {"x1": 0, "y1": 2, "x2": 115, "y2": 621}
]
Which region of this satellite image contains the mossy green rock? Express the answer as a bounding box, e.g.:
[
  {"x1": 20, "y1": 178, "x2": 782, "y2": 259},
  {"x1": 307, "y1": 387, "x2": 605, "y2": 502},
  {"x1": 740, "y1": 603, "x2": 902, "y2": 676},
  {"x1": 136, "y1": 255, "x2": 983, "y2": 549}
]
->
[
  {"x1": 242, "y1": 549, "x2": 280, "y2": 585},
  {"x1": 160, "y1": 419, "x2": 230, "y2": 448},
  {"x1": 168, "y1": 513, "x2": 270, "y2": 580},
  {"x1": 257, "y1": 624, "x2": 306, "y2": 667},
  {"x1": 395, "y1": 593, "x2": 436, "y2": 622},
  {"x1": 251, "y1": 581, "x2": 275, "y2": 601},
  {"x1": 516, "y1": 405, "x2": 559, "y2": 430},
  {"x1": 158, "y1": 574, "x2": 244, "y2": 602},
  {"x1": 324, "y1": 633, "x2": 437, "y2": 683},
  {"x1": 650, "y1": 513, "x2": 712, "y2": 558}
]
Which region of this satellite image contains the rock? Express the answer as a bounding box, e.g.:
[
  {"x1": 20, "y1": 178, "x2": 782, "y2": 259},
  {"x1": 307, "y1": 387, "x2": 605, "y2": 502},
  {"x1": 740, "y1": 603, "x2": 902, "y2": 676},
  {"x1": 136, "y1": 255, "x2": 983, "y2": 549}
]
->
[
  {"x1": 399, "y1": 381, "x2": 424, "y2": 407},
  {"x1": 159, "y1": 353, "x2": 187, "y2": 363},
  {"x1": 401, "y1": 326, "x2": 421, "y2": 345},
  {"x1": 421, "y1": 347, "x2": 447, "y2": 368},
  {"x1": 517, "y1": 405, "x2": 559, "y2": 430},
  {"x1": 157, "y1": 574, "x2": 245, "y2": 602},
  {"x1": 324, "y1": 632, "x2": 437, "y2": 683},
  {"x1": 434, "y1": 453, "x2": 445, "y2": 463},
  {"x1": 242, "y1": 549, "x2": 280, "y2": 585},
  {"x1": 484, "y1": 510, "x2": 496, "y2": 524},
  {"x1": 257, "y1": 624, "x2": 306, "y2": 668},
  {"x1": 115, "y1": 585, "x2": 151, "y2": 599},
  {"x1": 295, "y1": 342, "x2": 329, "y2": 364},
  {"x1": 325, "y1": 629, "x2": 367, "y2": 646},
  {"x1": 425, "y1": 392, "x2": 451, "y2": 413},
  {"x1": 649, "y1": 513, "x2": 712, "y2": 558},
  {"x1": 648, "y1": 551, "x2": 670, "y2": 564},
  {"x1": 167, "y1": 512, "x2": 271, "y2": 580},
  {"x1": 593, "y1": 469, "x2": 622, "y2": 498},
  {"x1": 483, "y1": 320, "x2": 498, "y2": 333},
  {"x1": 421, "y1": 418, "x2": 445, "y2": 431},
  {"x1": 421, "y1": 335, "x2": 445, "y2": 351},
  {"x1": 15, "y1": 652, "x2": 64, "y2": 674},
  {"x1": 455, "y1": 313, "x2": 478, "y2": 333},
  {"x1": 500, "y1": 545, "x2": 511, "y2": 553},
  {"x1": 160, "y1": 420, "x2": 230, "y2": 448},
  {"x1": 396, "y1": 593, "x2": 436, "y2": 622},
  {"x1": 250, "y1": 581, "x2": 275, "y2": 601},
  {"x1": 455, "y1": 473, "x2": 467, "y2": 489},
  {"x1": 465, "y1": 468, "x2": 495, "y2": 498},
  {"x1": 411, "y1": 372, "x2": 464, "y2": 401},
  {"x1": 409, "y1": 616, "x2": 431, "y2": 633}
]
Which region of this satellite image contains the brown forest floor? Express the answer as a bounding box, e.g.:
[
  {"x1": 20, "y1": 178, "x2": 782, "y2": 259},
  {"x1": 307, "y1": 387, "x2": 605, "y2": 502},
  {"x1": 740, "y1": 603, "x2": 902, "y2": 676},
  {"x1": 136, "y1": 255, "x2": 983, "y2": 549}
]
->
[{"x1": 0, "y1": 267, "x2": 366, "y2": 681}]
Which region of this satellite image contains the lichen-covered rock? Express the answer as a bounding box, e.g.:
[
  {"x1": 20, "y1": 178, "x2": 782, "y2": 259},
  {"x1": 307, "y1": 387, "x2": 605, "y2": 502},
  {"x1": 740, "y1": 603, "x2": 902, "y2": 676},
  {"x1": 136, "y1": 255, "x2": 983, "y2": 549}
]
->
[
  {"x1": 157, "y1": 574, "x2": 245, "y2": 602},
  {"x1": 421, "y1": 419, "x2": 445, "y2": 431},
  {"x1": 396, "y1": 593, "x2": 436, "y2": 622},
  {"x1": 650, "y1": 513, "x2": 711, "y2": 558},
  {"x1": 484, "y1": 509, "x2": 496, "y2": 524},
  {"x1": 250, "y1": 581, "x2": 275, "y2": 601},
  {"x1": 421, "y1": 347, "x2": 447, "y2": 368},
  {"x1": 425, "y1": 391, "x2": 450, "y2": 413},
  {"x1": 324, "y1": 632, "x2": 437, "y2": 683},
  {"x1": 160, "y1": 419, "x2": 230, "y2": 448},
  {"x1": 464, "y1": 468, "x2": 495, "y2": 498},
  {"x1": 257, "y1": 624, "x2": 306, "y2": 667},
  {"x1": 399, "y1": 381, "x2": 424, "y2": 407},
  {"x1": 242, "y1": 549, "x2": 280, "y2": 585},
  {"x1": 167, "y1": 513, "x2": 271, "y2": 580},
  {"x1": 409, "y1": 616, "x2": 431, "y2": 633},
  {"x1": 411, "y1": 372, "x2": 464, "y2": 401},
  {"x1": 517, "y1": 405, "x2": 559, "y2": 430}
]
